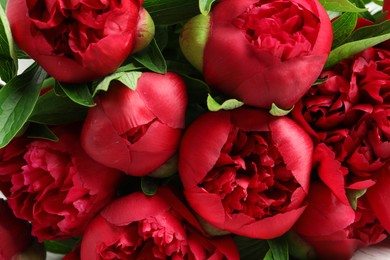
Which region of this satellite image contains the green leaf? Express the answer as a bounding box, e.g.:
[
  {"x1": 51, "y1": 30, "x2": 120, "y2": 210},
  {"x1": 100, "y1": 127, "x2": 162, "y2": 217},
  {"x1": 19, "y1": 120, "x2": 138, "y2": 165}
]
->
[
  {"x1": 25, "y1": 123, "x2": 58, "y2": 141},
  {"x1": 29, "y1": 89, "x2": 88, "y2": 125},
  {"x1": 94, "y1": 71, "x2": 142, "y2": 95},
  {"x1": 132, "y1": 38, "x2": 167, "y2": 74},
  {"x1": 143, "y1": 0, "x2": 199, "y2": 25},
  {"x1": 0, "y1": 4, "x2": 18, "y2": 82},
  {"x1": 207, "y1": 94, "x2": 244, "y2": 112},
  {"x1": 0, "y1": 0, "x2": 6, "y2": 9},
  {"x1": 266, "y1": 236, "x2": 289, "y2": 260},
  {"x1": 0, "y1": 63, "x2": 47, "y2": 148},
  {"x1": 331, "y1": 12, "x2": 358, "y2": 49},
  {"x1": 325, "y1": 20, "x2": 390, "y2": 69},
  {"x1": 44, "y1": 238, "x2": 80, "y2": 254},
  {"x1": 233, "y1": 236, "x2": 269, "y2": 260},
  {"x1": 285, "y1": 230, "x2": 316, "y2": 259},
  {"x1": 57, "y1": 82, "x2": 95, "y2": 107},
  {"x1": 319, "y1": 0, "x2": 367, "y2": 12},
  {"x1": 346, "y1": 188, "x2": 367, "y2": 210},
  {"x1": 141, "y1": 176, "x2": 159, "y2": 196},
  {"x1": 199, "y1": 0, "x2": 216, "y2": 15},
  {"x1": 269, "y1": 103, "x2": 294, "y2": 116}
]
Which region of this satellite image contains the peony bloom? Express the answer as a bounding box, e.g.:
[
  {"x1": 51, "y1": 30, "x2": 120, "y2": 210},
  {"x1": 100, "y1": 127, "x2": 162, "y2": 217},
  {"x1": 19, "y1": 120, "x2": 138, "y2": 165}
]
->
[
  {"x1": 6, "y1": 0, "x2": 154, "y2": 83},
  {"x1": 1, "y1": 125, "x2": 122, "y2": 241},
  {"x1": 81, "y1": 72, "x2": 188, "y2": 176},
  {"x1": 294, "y1": 182, "x2": 386, "y2": 260},
  {"x1": 178, "y1": 107, "x2": 313, "y2": 239},
  {"x1": 180, "y1": 0, "x2": 332, "y2": 109},
  {"x1": 80, "y1": 187, "x2": 240, "y2": 259},
  {"x1": 292, "y1": 47, "x2": 390, "y2": 206}
]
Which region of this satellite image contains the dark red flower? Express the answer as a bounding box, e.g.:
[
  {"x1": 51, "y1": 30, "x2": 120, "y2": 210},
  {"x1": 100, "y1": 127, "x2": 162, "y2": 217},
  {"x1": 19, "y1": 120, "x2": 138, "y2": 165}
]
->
[
  {"x1": 80, "y1": 187, "x2": 240, "y2": 259},
  {"x1": 6, "y1": 0, "x2": 154, "y2": 83},
  {"x1": 294, "y1": 182, "x2": 386, "y2": 260},
  {"x1": 2, "y1": 125, "x2": 122, "y2": 241},
  {"x1": 81, "y1": 72, "x2": 187, "y2": 176},
  {"x1": 178, "y1": 107, "x2": 313, "y2": 239},
  {"x1": 181, "y1": 0, "x2": 332, "y2": 109}
]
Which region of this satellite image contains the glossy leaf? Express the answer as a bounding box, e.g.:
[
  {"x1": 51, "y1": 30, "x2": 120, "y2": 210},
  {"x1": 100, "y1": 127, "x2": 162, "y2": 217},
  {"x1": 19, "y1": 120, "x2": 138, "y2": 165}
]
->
[
  {"x1": 0, "y1": 63, "x2": 46, "y2": 148},
  {"x1": 331, "y1": 12, "x2": 358, "y2": 49},
  {"x1": 0, "y1": 4, "x2": 17, "y2": 82},
  {"x1": 93, "y1": 71, "x2": 142, "y2": 95},
  {"x1": 132, "y1": 38, "x2": 167, "y2": 74},
  {"x1": 319, "y1": 0, "x2": 366, "y2": 12},
  {"x1": 266, "y1": 236, "x2": 289, "y2": 260},
  {"x1": 233, "y1": 236, "x2": 269, "y2": 260},
  {"x1": 29, "y1": 90, "x2": 88, "y2": 125},
  {"x1": 325, "y1": 20, "x2": 390, "y2": 69},
  {"x1": 57, "y1": 82, "x2": 95, "y2": 107},
  {"x1": 44, "y1": 238, "x2": 80, "y2": 254},
  {"x1": 143, "y1": 0, "x2": 199, "y2": 25},
  {"x1": 25, "y1": 123, "x2": 59, "y2": 141}
]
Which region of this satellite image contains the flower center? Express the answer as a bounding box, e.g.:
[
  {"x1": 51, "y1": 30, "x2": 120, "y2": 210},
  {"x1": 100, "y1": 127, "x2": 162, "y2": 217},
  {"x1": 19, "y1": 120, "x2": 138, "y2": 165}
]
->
[
  {"x1": 27, "y1": 0, "x2": 124, "y2": 57},
  {"x1": 199, "y1": 128, "x2": 300, "y2": 220},
  {"x1": 233, "y1": 0, "x2": 319, "y2": 60}
]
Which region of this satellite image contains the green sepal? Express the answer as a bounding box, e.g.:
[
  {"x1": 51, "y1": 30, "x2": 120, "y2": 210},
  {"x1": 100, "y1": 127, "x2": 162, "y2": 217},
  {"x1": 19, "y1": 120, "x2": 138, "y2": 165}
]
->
[
  {"x1": 285, "y1": 230, "x2": 316, "y2": 259},
  {"x1": 56, "y1": 81, "x2": 95, "y2": 107},
  {"x1": 0, "y1": 63, "x2": 47, "y2": 148},
  {"x1": 346, "y1": 188, "x2": 367, "y2": 210},
  {"x1": 93, "y1": 71, "x2": 142, "y2": 95},
  {"x1": 141, "y1": 176, "x2": 159, "y2": 196},
  {"x1": 199, "y1": 0, "x2": 217, "y2": 15},
  {"x1": 269, "y1": 103, "x2": 294, "y2": 117},
  {"x1": 0, "y1": 3, "x2": 17, "y2": 83},
  {"x1": 207, "y1": 94, "x2": 244, "y2": 112}
]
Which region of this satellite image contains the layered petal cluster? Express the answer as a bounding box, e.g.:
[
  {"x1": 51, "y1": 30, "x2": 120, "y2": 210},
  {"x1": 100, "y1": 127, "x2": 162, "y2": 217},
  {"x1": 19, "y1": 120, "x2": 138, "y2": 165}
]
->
[
  {"x1": 6, "y1": 0, "x2": 154, "y2": 83},
  {"x1": 81, "y1": 72, "x2": 188, "y2": 176},
  {"x1": 294, "y1": 182, "x2": 386, "y2": 260},
  {"x1": 181, "y1": 0, "x2": 332, "y2": 109},
  {"x1": 1, "y1": 125, "x2": 122, "y2": 241},
  {"x1": 80, "y1": 187, "x2": 240, "y2": 259},
  {"x1": 178, "y1": 107, "x2": 313, "y2": 239},
  {"x1": 292, "y1": 47, "x2": 390, "y2": 227}
]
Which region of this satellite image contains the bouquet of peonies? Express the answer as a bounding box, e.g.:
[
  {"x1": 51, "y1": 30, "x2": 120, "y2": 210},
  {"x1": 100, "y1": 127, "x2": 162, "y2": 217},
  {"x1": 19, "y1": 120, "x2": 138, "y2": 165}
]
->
[{"x1": 1, "y1": 0, "x2": 390, "y2": 259}]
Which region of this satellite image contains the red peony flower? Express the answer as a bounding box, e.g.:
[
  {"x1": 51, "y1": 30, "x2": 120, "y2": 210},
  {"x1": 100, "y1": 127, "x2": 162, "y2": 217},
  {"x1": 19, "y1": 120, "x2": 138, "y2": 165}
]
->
[
  {"x1": 81, "y1": 72, "x2": 188, "y2": 176},
  {"x1": 292, "y1": 47, "x2": 390, "y2": 206},
  {"x1": 178, "y1": 107, "x2": 313, "y2": 239},
  {"x1": 80, "y1": 187, "x2": 240, "y2": 259},
  {"x1": 180, "y1": 0, "x2": 332, "y2": 109},
  {"x1": 2, "y1": 125, "x2": 122, "y2": 241},
  {"x1": 6, "y1": 0, "x2": 154, "y2": 83},
  {"x1": 294, "y1": 182, "x2": 386, "y2": 260},
  {"x1": 0, "y1": 199, "x2": 35, "y2": 259}
]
